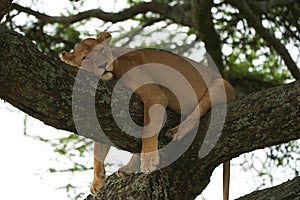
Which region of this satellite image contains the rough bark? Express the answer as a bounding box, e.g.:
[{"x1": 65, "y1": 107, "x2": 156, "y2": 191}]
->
[
  {"x1": 1, "y1": 25, "x2": 300, "y2": 199},
  {"x1": 0, "y1": 0, "x2": 12, "y2": 21}
]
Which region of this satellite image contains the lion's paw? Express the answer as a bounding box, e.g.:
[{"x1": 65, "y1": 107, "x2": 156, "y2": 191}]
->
[
  {"x1": 141, "y1": 151, "x2": 159, "y2": 173},
  {"x1": 90, "y1": 175, "x2": 106, "y2": 196},
  {"x1": 117, "y1": 168, "x2": 134, "y2": 177},
  {"x1": 166, "y1": 126, "x2": 180, "y2": 139},
  {"x1": 117, "y1": 154, "x2": 140, "y2": 177},
  {"x1": 166, "y1": 125, "x2": 188, "y2": 141}
]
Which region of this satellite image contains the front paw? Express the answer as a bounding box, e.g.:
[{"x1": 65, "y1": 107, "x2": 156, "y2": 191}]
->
[
  {"x1": 141, "y1": 151, "x2": 159, "y2": 173},
  {"x1": 166, "y1": 126, "x2": 179, "y2": 139},
  {"x1": 117, "y1": 154, "x2": 141, "y2": 177},
  {"x1": 166, "y1": 125, "x2": 187, "y2": 141},
  {"x1": 90, "y1": 176, "x2": 106, "y2": 196},
  {"x1": 117, "y1": 170, "x2": 133, "y2": 177},
  {"x1": 117, "y1": 164, "x2": 135, "y2": 177}
]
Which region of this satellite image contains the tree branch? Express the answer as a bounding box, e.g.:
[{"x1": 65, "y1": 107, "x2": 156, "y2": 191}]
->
[
  {"x1": 248, "y1": 0, "x2": 297, "y2": 14},
  {"x1": 237, "y1": 176, "x2": 300, "y2": 200},
  {"x1": 193, "y1": 0, "x2": 225, "y2": 73},
  {"x1": 1, "y1": 25, "x2": 300, "y2": 199},
  {"x1": 226, "y1": 0, "x2": 300, "y2": 80},
  {"x1": 0, "y1": 0, "x2": 12, "y2": 21},
  {"x1": 120, "y1": 17, "x2": 164, "y2": 47},
  {"x1": 10, "y1": 2, "x2": 192, "y2": 27}
]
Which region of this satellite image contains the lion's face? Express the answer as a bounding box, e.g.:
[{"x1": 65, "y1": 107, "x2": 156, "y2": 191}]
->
[{"x1": 60, "y1": 32, "x2": 114, "y2": 80}]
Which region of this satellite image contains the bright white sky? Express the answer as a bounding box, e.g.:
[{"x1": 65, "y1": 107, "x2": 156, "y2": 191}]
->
[
  {"x1": 0, "y1": 0, "x2": 296, "y2": 199},
  {"x1": 0, "y1": 99, "x2": 259, "y2": 199}
]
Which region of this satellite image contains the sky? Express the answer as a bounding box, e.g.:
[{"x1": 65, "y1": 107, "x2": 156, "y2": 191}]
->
[
  {"x1": 4, "y1": 97, "x2": 295, "y2": 200},
  {"x1": 0, "y1": 0, "x2": 297, "y2": 199},
  {"x1": 0, "y1": 99, "x2": 260, "y2": 199}
]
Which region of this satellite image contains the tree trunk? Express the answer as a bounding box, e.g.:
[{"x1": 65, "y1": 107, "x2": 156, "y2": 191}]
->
[{"x1": 1, "y1": 25, "x2": 300, "y2": 199}]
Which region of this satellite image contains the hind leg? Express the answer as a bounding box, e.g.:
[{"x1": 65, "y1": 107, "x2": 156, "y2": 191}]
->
[{"x1": 166, "y1": 78, "x2": 235, "y2": 140}]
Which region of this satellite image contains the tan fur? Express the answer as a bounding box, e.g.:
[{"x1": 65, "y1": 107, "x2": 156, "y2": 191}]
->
[{"x1": 60, "y1": 32, "x2": 235, "y2": 199}]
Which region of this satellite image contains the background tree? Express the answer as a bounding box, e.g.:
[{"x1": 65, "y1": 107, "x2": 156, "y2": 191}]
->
[{"x1": 0, "y1": 0, "x2": 299, "y2": 199}]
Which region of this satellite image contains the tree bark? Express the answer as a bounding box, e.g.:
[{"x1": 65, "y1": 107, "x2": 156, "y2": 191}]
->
[
  {"x1": 1, "y1": 25, "x2": 300, "y2": 199},
  {"x1": 0, "y1": 0, "x2": 12, "y2": 21}
]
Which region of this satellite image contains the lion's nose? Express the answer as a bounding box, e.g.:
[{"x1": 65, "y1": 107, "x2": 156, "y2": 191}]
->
[
  {"x1": 59, "y1": 51, "x2": 66, "y2": 59},
  {"x1": 97, "y1": 62, "x2": 108, "y2": 69}
]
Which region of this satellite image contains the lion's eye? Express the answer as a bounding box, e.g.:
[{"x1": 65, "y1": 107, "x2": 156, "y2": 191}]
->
[
  {"x1": 82, "y1": 56, "x2": 86, "y2": 60},
  {"x1": 100, "y1": 47, "x2": 105, "y2": 53}
]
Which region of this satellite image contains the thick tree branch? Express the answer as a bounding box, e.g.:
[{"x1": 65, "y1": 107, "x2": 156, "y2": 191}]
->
[
  {"x1": 1, "y1": 25, "x2": 300, "y2": 199},
  {"x1": 0, "y1": 0, "x2": 12, "y2": 21},
  {"x1": 226, "y1": 0, "x2": 300, "y2": 80}
]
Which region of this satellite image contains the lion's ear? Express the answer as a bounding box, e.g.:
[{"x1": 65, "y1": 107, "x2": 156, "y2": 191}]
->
[{"x1": 97, "y1": 32, "x2": 112, "y2": 45}]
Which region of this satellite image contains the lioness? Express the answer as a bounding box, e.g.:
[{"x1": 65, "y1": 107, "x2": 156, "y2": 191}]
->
[{"x1": 60, "y1": 32, "x2": 235, "y2": 200}]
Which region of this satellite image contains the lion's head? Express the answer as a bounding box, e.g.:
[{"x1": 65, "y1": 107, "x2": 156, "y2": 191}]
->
[{"x1": 60, "y1": 32, "x2": 114, "y2": 80}]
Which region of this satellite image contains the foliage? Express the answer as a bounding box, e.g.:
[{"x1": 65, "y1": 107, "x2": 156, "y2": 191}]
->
[
  {"x1": 213, "y1": 2, "x2": 295, "y2": 85},
  {"x1": 5, "y1": 12, "x2": 82, "y2": 57},
  {"x1": 24, "y1": 121, "x2": 93, "y2": 199},
  {"x1": 241, "y1": 141, "x2": 300, "y2": 189}
]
